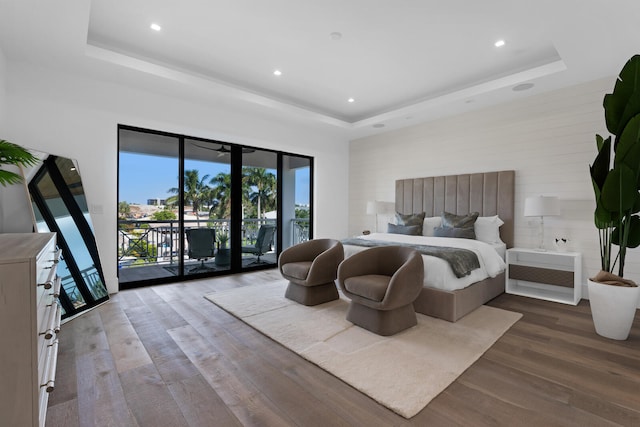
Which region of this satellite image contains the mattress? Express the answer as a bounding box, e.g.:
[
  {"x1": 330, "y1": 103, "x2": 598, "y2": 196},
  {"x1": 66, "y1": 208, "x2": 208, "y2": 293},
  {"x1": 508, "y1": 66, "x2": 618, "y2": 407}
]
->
[{"x1": 343, "y1": 233, "x2": 506, "y2": 292}]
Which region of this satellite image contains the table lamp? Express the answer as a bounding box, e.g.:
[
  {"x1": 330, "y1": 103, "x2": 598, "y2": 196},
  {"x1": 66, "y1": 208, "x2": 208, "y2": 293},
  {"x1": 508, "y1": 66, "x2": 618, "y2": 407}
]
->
[{"x1": 524, "y1": 195, "x2": 560, "y2": 251}]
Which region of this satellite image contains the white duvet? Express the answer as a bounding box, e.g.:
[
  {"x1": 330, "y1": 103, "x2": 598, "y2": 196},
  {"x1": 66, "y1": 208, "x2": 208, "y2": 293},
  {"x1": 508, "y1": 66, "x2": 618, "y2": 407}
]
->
[{"x1": 343, "y1": 233, "x2": 506, "y2": 292}]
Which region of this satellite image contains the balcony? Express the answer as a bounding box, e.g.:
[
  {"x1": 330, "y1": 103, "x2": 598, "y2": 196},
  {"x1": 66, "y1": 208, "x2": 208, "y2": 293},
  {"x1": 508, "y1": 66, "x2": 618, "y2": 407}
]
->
[{"x1": 117, "y1": 218, "x2": 309, "y2": 283}]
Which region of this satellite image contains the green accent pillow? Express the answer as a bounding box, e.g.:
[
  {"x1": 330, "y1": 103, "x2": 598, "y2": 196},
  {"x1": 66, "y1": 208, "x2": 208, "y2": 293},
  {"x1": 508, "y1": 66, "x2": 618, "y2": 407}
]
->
[
  {"x1": 387, "y1": 223, "x2": 421, "y2": 236},
  {"x1": 433, "y1": 226, "x2": 476, "y2": 239},
  {"x1": 395, "y1": 212, "x2": 426, "y2": 234},
  {"x1": 441, "y1": 211, "x2": 479, "y2": 229}
]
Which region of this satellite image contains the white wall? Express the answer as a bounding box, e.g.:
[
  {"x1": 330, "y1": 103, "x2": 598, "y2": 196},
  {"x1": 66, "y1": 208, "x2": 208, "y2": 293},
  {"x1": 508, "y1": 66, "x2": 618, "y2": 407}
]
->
[
  {"x1": 3, "y1": 61, "x2": 350, "y2": 294},
  {"x1": 0, "y1": 46, "x2": 6, "y2": 229},
  {"x1": 349, "y1": 77, "x2": 640, "y2": 297},
  {"x1": 0, "y1": 47, "x2": 6, "y2": 132}
]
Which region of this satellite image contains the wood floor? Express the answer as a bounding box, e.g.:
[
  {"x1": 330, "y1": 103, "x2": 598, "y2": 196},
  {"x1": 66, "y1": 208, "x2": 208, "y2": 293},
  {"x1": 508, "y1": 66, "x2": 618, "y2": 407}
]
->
[{"x1": 46, "y1": 270, "x2": 640, "y2": 427}]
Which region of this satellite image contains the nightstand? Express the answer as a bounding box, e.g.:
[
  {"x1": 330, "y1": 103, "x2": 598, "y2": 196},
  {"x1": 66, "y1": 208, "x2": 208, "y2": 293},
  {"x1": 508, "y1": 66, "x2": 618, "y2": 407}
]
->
[{"x1": 506, "y1": 248, "x2": 582, "y2": 305}]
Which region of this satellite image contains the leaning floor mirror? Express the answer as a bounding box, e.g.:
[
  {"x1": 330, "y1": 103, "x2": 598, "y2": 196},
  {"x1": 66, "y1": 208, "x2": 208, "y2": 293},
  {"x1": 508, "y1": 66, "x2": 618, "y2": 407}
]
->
[{"x1": 25, "y1": 153, "x2": 109, "y2": 320}]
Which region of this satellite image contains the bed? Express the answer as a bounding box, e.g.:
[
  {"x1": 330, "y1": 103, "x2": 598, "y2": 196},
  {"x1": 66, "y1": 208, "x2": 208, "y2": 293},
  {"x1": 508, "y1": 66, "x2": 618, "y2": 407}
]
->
[{"x1": 344, "y1": 170, "x2": 515, "y2": 322}]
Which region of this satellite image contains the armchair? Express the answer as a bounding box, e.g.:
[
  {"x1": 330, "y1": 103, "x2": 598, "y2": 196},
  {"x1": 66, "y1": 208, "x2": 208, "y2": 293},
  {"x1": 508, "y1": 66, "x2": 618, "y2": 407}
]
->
[
  {"x1": 337, "y1": 246, "x2": 424, "y2": 335},
  {"x1": 279, "y1": 239, "x2": 344, "y2": 306}
]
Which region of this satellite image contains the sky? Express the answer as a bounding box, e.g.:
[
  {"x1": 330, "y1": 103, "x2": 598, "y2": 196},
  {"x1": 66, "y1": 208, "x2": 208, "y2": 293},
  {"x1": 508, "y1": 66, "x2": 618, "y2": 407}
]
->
[{"x1": 119, "y1": 152, "x2": 310, "y2": 205}]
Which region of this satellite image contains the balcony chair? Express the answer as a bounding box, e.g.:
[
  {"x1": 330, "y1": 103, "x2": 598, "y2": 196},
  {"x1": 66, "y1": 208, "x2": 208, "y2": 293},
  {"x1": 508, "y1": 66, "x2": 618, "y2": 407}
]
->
[
  {"x1": 279, "y1": 239, "x2": 344, "y2": 306},
  {"x1": 337, "y1": 246, "x2": 424, "y2": 336},
  {"x1": 185, "y1": 227, "x2": 216, "y2": 273},
  {"x1": 241, "y1": 224, "x2": 276, "y2": 265}
]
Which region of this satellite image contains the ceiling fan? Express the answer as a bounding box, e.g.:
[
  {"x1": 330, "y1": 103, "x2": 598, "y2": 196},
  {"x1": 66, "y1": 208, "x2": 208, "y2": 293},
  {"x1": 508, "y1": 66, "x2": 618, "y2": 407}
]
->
[{"x1": 192, "y1": 143, "x2": 255, "y2": 157}]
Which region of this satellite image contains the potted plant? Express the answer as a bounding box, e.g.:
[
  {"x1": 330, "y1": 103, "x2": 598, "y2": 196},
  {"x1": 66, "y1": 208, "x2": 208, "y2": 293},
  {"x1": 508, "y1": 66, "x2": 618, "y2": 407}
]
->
[
  {"x1": 215, "y1": 232, "x2": 230, "y2": 266},
  {"x1": 0, "y1": 140, "x2": 38, "y2": 187},
  {"x1": 588, "y1": 54, "x2": 640, "y2": 340}
]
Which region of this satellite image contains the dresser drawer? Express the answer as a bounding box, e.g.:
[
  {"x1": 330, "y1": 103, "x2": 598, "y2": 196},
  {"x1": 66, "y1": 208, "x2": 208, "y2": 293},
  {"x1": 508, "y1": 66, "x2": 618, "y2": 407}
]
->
[
  {"x1": 0, "y1": 232, "x2": 58, "y2": 427},
  {"x1": 37, "y1": 302, "x2": 60, "y2": 378},
  {"x1": 38, "y1": 339, "x2": 59, "y2": 427}
]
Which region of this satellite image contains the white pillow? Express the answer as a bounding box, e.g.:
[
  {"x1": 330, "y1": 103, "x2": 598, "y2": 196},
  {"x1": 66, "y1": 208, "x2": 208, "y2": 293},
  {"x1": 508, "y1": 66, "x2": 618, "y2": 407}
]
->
[
  {"x1": 422, "y1": 216, "x2": 442, "y2": 236},
  {"x1": 474, "y1": 215, "x2": 504, "y2": 243}
]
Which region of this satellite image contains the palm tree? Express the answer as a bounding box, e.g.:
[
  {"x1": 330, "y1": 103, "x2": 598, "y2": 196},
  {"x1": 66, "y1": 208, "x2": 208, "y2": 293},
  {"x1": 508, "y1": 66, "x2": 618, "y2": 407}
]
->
[
  {"x1": 167, "y1": 169, "x2": 210, "y2": 226},
  {"x1": 243, "y1": 167, "x2": 276, "y2": 221},
  {"x1": 209, "y1": 172, "x2": 232, "y2": 219}
]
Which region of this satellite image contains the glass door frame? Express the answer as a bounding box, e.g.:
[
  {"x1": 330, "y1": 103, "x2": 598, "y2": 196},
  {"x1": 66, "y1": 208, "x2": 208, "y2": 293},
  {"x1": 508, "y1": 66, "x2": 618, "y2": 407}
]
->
[{"x1": 117, "y1": 125, "x2": 314, "y2": 289}]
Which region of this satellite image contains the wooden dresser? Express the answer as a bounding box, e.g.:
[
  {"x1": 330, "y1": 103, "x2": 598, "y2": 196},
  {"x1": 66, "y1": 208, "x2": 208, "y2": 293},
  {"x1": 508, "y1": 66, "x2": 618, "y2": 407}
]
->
[{"x1": 0, "y1": 233, "x2": 62, "y2": 427}]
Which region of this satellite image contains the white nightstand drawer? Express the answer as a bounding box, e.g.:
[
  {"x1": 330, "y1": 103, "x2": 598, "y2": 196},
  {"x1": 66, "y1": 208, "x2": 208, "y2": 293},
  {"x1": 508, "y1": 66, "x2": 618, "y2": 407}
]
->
[{"x1": 506, "y1": 248, "x2": 582, "y2": 305}]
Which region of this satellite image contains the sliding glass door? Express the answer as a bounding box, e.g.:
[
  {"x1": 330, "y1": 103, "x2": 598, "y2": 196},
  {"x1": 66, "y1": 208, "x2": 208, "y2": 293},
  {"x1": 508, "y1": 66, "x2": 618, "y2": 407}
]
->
[
  {"x1": 240, "y1": 148, "x2": 278, "y2": 269},
  {"x1": 117, "y1": 125, "x2": 313, "y2": 288},
  {"x1": 118, "y1": 130, "x2": 180, "y2": 283},
  {"x1": 183, "y1": 138, "x2": 233, "y2": 276}
]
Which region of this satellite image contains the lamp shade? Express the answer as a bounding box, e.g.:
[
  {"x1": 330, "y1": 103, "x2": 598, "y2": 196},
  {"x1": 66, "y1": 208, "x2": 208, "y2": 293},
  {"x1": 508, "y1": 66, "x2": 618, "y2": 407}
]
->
[
  {"x1": 524, "y1": 196, "x2": 560, "y2": 217},
  {"x1": 366, "y1": 201, "x2": 376, "y2": 215},
  {"x1": 376, "y1": 201, "x2": 395, "y2": 215},
  {"x1": 366, "y1": 201, "x2": 395, "y2": 215}
]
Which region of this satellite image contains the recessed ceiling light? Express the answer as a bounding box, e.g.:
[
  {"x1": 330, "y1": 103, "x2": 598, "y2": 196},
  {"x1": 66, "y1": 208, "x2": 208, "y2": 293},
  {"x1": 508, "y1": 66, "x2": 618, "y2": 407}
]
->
[
  {"x1": 150, "y1": 23, "x2": 162, "y2": 31},
  {"x1": 273, "y1": 70, "x2": 282, "y2": 76},
  {"x1": 330, "y1": 32, "x2": 342, "y2": 40},
  {"x1": 513, "y1": 83, "x2": 535, "y2": 91},
  {"x1": 494, "y1": 39, "x2": 505, "y2": 47},
  {"x1": 348, "y1": 98, "x2": 355, "y2": 103}
]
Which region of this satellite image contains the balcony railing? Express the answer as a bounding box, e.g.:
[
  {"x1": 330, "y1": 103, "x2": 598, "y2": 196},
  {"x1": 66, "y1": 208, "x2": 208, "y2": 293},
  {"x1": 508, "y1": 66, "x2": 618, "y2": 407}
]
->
[
  {"x1": 117, "y1": 218, "x2": 309, "y2": 269},
  {"x1": 60, "y1": 265, "x2": 108, "y2": 307}
]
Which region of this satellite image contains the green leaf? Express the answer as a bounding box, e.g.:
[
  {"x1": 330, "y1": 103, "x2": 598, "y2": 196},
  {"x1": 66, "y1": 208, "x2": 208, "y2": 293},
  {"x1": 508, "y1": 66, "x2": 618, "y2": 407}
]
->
[
  {"x1": 0, "y1": 140, "x2": 39, "y2": 187},
  {"x1": 601, "y1": 164, "x2": 637, "y2": 212},
  {"x1": 604, "y1": 55, "x2": 640, "y2": 135},
  {"x1": 0, "y1": 169, "x2": 25, "y2": 186},
  {"x1": 615, "y1": 91, "x2": 640, "y2": 141},
  {"x1": 590, "y1": 135, "x2": 611, "y2": 192},
  {"x1": 596, "y1": 134, "x2": 605, "y2": 152},
  {"x1": 0, "y1": 140, "x2": 38, "y2": 167},
  {"x1": 626, "y1": 215, "x2": 640, "y2": 248},
  {"x1": 615, "y1": 114, "x2": 640, "y2": 165},
  {"x1": 594, "y1": 203, "x2": 614, "y2": 228}
]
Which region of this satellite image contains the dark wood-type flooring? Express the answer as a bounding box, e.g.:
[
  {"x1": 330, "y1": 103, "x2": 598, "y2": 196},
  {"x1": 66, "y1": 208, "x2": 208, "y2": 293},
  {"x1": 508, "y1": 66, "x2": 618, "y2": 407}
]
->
[{"x1": 46, "y1": 270, "x2": 640, "y2": 426}]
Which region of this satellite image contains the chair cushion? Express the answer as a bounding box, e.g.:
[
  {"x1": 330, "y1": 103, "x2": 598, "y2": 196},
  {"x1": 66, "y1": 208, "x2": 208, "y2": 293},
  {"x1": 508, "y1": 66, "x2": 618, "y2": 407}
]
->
[
  {"x1": 282, "y1": 261, "x2": 313, "y2": 280},
  {"x1": 344, "y1": 274, "x2": 390, "y2": 302}
]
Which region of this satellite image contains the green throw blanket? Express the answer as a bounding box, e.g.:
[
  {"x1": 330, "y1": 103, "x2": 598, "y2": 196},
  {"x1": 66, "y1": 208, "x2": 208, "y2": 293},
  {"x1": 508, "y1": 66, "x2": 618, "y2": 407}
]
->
[{"x1": 341, "y1": 238, "x2": 480, "y2": 278}]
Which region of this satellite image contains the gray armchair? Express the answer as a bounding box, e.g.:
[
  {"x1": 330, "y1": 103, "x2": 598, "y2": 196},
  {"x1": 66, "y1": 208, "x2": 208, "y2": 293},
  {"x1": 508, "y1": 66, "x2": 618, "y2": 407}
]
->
[
  {"x1": 279, "y1": 239, "x2": 344, "y2": 306},
  {"x1": 337, "y1": 246, "x2": 424, "y2": 336}
]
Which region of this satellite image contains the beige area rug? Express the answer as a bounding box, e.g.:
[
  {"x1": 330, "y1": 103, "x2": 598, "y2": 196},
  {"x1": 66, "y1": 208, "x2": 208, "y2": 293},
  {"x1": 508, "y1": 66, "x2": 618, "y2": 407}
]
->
[{"x1": 204, "y1": 280, "x2": 522, "y2": 418}]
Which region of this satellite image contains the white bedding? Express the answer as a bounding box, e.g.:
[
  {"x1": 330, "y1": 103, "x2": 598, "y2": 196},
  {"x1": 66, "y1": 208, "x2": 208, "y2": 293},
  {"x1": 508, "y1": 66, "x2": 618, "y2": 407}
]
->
[{"x1": 343, "y1": 233, "x2": 506, "y2": 292}]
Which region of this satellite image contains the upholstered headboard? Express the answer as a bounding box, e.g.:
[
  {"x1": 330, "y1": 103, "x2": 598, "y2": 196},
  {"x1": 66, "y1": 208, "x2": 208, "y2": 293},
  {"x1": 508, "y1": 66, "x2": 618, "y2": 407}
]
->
[{"x1": 395, "y1": 170, "x2": 515, "y2": 248}]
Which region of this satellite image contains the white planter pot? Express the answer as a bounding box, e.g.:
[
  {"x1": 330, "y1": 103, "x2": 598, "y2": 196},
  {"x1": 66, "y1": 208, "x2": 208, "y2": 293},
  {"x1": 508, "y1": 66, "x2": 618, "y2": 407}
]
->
[{"x1": 588, "y1": 279, "x2": 640, "y2": 340}]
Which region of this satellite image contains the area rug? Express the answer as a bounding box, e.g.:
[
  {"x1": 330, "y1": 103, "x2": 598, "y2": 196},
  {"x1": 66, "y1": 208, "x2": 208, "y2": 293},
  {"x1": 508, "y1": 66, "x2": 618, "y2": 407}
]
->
[{"x1": 204, "y1": 280, "x2": 521, "y2": 418}]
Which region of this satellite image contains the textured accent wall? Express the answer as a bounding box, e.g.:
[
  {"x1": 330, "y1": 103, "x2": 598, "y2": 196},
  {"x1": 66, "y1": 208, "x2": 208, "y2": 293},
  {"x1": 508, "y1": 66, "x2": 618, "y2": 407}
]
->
[{"x1": 349, "y1": 77, "x2": 640, "y2": 294}]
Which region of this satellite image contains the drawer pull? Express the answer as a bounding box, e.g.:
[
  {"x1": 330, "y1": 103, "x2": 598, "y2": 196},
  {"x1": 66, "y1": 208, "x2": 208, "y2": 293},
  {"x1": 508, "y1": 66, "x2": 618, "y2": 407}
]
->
[
  {"x1": 53, "y1": 304, "x2": 62, "y2": 334},
  {"x1": 40, "y1": 340, "x2": 59, "y2": 393},
  {"x1": 52, "y1": 276, "x2": 62, "y2": 298},
  {"x1": 39, "y1": 265, "x2": 58, "y2": 289},
  {"x1": 50, "y1": 248, "x2": 62, "y2": 264},
  {"x1": 40, "y1": 303, "x2": 59, "y2": 340}
]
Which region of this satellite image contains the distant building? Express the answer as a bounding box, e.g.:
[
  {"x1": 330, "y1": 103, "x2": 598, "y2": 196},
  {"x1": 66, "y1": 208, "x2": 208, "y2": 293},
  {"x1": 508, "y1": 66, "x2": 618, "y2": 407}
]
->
[{"x1": 147, "y1": 198, "x2": 167, "y2": 206}]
